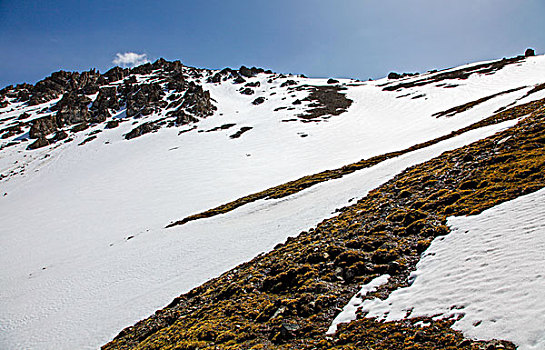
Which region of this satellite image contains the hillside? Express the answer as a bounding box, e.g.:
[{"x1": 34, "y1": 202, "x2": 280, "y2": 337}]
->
[{"x1": 0, "y1": 51, "x2": 544, "y2": 349}]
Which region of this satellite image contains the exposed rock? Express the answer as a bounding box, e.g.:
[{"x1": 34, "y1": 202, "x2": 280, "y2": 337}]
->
[
  {"x1": 388, "y1": 72, "x2": 402, "y2": 79},
  {"x1": 71, "y1": 123, "x2": 89, "y2": 133},
  {"x1": 229, "y1": 126, "x2": 253, "y2": 139},
  {"x1": 174, "y1": 111, "x2": 198, "y2": 125},
  {"x1": 52, "y1": 130, "x2": 68, "y2": 142},
  {"x1": 125, "y1": 122, "x2": 161, "y2": 140},
  {"x1": 105, "y1": 120, "x2": 120, "y2": 129},
  {"x1": 125, "y1": 83, "x2": 166, "y2": 118},
  {"x1": 240, "y1": 88, "x2": 254, "y2": 95},
  {"x1": 28, "y1": 69, "x2": 103, "y2": 105},
  {"x1": 233, "y1": 76, "x2": 246, "y2": 84},
  {"x1": 29, "y1": 115, "x2": 58, "y2": 139},
  {"x1": 91, "y1": 87, "x2": 119, "y2": 112},
  {"x1": 53, "y1": 92, "x2": 91, "y2": 125},
  {"x1": 90, "y1": 109, "x2": 111, "y2": 123},
  {"x1": 252, "y1": 97, "x2": 266, "y2": 105},
  {"x1": 327, "y1": 78, "x2": 339, "y2": 84},
  {"x1": 245, "y1": 81, "x2": 261, "y2": 88},
  {"x1": 180, "y1": 82, "x2": 216, "y2": 118},
  {"x1": 27, "y1": 137, "x2": 49, "y2": 150},
  {"x1": 525, "y1": 48, "x2": 535, "y2": 57},
  {"x1": 281, "y1": 80, "x2": 297, "y2": 87}
]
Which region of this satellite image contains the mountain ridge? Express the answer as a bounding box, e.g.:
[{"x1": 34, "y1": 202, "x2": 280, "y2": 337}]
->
[{"x1": 1, "y1": 51, "x2": 544, "y2": 349}]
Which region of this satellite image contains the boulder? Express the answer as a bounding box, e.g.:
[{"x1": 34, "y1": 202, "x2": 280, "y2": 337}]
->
[
  {"x1": 252, "y1": 97, "x2": 266, "y2": 105},
  {"x1": 240, "y1": 88, "x2": 254, "y2": 95},
  {"x1": 388, "y1": 72, "x2": 402, "y2": 79},
  {"x1": 27, "y1": 137, "x2": 49, "y2": 150},
  {"x1": 327, "y1": 78, "x2": 339, "y2": 84},
  {"x1": 180, "y1": 82, "x2": 216, "y2": 118},
  {"x1": 525, "y1": 48, "x2": 535, "y2": 57},
  {"x1": 54, "y1": 92, "x2": 91, "y2": 125},
  {"x1": 29, "y1": 115, "x2": 58, "y2": 138},
  {"x1": 125, "y1": 122, "x2": 160, "y2": 140},
  {"x1": 105, "y1": 120, "x2": 120, "y2": 129},
  {"x1": 91, "y1": 87, "x2": 119, "y2": 112},
  {"x1": 233, "y1": 76, "x2": 246, "y2": 84},
  {"x1": 280, "y1": 80, "x2": 297, "y2": 87}
]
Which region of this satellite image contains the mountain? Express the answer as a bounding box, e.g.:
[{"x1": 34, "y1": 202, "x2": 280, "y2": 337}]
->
[{"x1": 0, "y1": 50, "x2": 544, "y2": 350}]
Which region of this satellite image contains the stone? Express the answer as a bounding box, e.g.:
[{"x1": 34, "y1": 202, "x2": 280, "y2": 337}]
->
[
  {"x1": 252, "y1": 97, "x2": 266, "y2": 105},
  {"x1": 29, "y1": 115, "x2": 58, "y2": 139},
  {"x1": 105, "y1": 120, "x2": 120, "y2": 129},
  {"x1": 240, "y1": 88, "x2": 254, "y2": 95},
  {"x1": 125, "y1": 122, "x2": 160, "y2": 140},
  {"x1": 233, "y1": 76, "x2": 246, "y2": 84},
  {"x1": 280, "y1": 80, "x2": 297, "y2": 87},
  {"x1": 525, "y1": 48, "x2": 535, "y2": 57},
  {"x1": 388, "y1": 72, "x2": 402, "y2": 79},
  {"x1": 27, "y1": 137, "x2": 49, "y2": 150},
  {"x1": 327, "y1": 78, "x2": 339, "y2": 84}
]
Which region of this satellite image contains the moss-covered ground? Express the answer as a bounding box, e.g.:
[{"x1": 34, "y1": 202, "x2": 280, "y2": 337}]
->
[{"x1": 104, "y1": 99, "x2": 544, "y2": 350}]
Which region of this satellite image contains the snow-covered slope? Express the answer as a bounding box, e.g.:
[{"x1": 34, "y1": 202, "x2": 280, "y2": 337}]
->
[{"x1": 1, "y1": 54, "x2": 545, "y2": 349}]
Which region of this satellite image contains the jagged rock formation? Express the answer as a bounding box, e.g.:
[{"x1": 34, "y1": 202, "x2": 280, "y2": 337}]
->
[{"x1": 0, "y1": 58, "x2": 225, "y2": 149}]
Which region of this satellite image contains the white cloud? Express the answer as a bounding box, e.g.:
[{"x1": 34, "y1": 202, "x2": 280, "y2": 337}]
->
[{"x1": 112, "y1": 52, "x2": 149, "y2": 67}]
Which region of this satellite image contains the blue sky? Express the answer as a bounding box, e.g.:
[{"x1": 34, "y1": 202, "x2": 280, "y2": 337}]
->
[{"x1": 1, "y1": 0, "x2": 544, "y2": 87}]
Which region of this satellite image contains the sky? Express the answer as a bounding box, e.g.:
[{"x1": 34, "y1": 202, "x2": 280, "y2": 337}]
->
[{"x1": 1, "y1": 0, "x2": 544, "y2": 87}]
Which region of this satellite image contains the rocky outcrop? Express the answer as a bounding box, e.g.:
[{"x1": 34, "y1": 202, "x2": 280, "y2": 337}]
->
[
  {"x1": 28, "y1": 69, "x2": 104, "y2": 105},
  {"x1": 104, "y1": 66, "x2": 129, "y2": 83},
  {"x1": 29, "y1": 115, "x2": 59, "y2": 139},
  {"x1": 27, "y1": 137, "x2": 49, "y2": 150},
  {"x1": 125, "y1": 121, "x2": 161, "y2": 140},
  {"x1": 53, "y1": 92, "x2": 92, "y2": 125},
  {"x1": 525, "y1": 48, "x2": 536, "y2": 57},
  {"x1": 252, "y1": 97, "x2": 265, "y2": 105},
  {"x1": 124, "y1": 83, "x2": 166, "y2": 118},
  {"x1": 180, "y1": 82, "x2": 216, "y2": 118}
]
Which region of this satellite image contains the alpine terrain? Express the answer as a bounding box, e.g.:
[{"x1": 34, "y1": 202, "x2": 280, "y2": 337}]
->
[{"x1": 1, "y1": 49, "x2": 544, "y2": 349}]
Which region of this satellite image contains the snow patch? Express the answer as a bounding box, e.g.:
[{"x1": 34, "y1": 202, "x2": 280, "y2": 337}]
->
[
  {"x1": 359, "y1": 188, "x2": 545, "y2": 350},
  {"x1": 327, "y1": 274, "x2": 390, "y2": 335}
]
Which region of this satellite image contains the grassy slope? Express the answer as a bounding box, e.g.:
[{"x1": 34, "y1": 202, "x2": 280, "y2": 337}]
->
[{"x1": 104, "y1": 99, "x2": 545, "y2": 350}]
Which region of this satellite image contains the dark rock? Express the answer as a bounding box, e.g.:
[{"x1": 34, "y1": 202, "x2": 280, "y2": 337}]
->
[
  {"x1": 327, "y1": 78, "x2": 339, "y2": 84},
  {"x1": 525, "y1": 48, "x2": 535, "y2": 57},
  {"x1": 252, "y1": 97, "x2": 266, "y2": 105},
  {"x1": 71, "y1": 123, "x2": 89, "y2": 133},
  {"x1": 280, "y1": 80, "x2": 297, "y2": 87},
  {"x1": 125, "y1": 83, "x2": 165, "y2": 118},
  {"x1": 130, "y1": 62, "x2": 153, "y2": 75},
  {"x1": 53, "y1": 92, "x2": 92, "y2": 125},
  {"x1": 91, "y1": 87, "x2": 119, "y2": 112},
  {"x1": 125, "y1": 122, "x2": 160, "y2": 140},
  {"x1": 388, "y1": 72, "x2": 402, "y2": 79},
  {"x1": 245, "y1": 81, "x2": 260, "y2": 88},
  {"x1": 240, "y1": 88, "x2": 254, "y2": 95},
  {"x1": 105, "y1": 120, "x2": 120, "y2": 129},
  {"x1": 27, "y1": 137, "x2": 49, "y2": 150},
  {"x1": 52, "y1": 130, "x2": 68, "y2": 141},
  {"x1": 233, "y1": 76, "x2": 246, "y2": 84},
  {"x1": 292, "y1": 99, "x2": 302, "y2": 105},
  {"x1": 175, "y1": 111, "x2": 198, "y2": 125},
  {"x1": 29, "y1": 115, "x2": 58, "y2": 138},
  {"x1": 239, "y1": 66, "x2": 256, "y2": 78},
  {"x1": 229, "y1": 126, "x2": 253, "y2": 139},
  {"x1": 180, "y1": 82, "x2": 216, "y2": 118},
  {"x1": 90, "y1": 109, "x2": 111, "y2": 123},
  {"x1": 104, "y1": 66, "x2": 128, "y2": 83}
]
